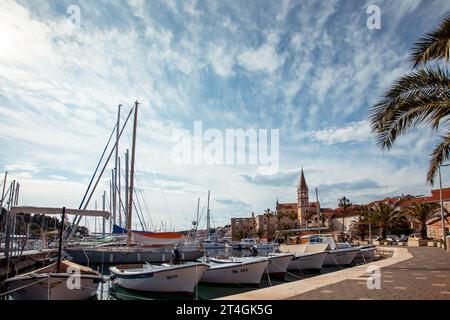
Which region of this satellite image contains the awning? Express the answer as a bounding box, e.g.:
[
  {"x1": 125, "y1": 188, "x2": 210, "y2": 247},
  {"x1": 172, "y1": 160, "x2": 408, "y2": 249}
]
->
[
  {"x1": 277, "y1": 227, "x2": 329, "y2": 233},
  {"x1": 10, "y1": 206, "x2": 110, "y2": 218}
]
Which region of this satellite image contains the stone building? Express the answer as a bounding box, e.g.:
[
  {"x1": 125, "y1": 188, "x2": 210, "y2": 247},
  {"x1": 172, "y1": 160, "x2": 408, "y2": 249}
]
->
[
  {"x1": 230, "y1": 217, "x2": 256, "y2": 240},
  {"x1": 276, "y1": 168, "x2": 321, "y2": 228}
]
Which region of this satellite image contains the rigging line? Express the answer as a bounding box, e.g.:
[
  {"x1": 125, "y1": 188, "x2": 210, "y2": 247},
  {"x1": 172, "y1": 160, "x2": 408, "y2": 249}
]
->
[
  {"x1": 141, "y1": 114, "x2": 173, "y2": 225},
  {"x1": 132, "y1": 199, "x2": 145, "y2": 231},
  {"x1": 119, "y1": 113, "x2": 155, "y2": 230},
  {"x1": 64, "y1": 107, "x2": 134, "y2": 244},
  {"x1": 64, "y1": 122, "x2": 117, "y2": 238},
  {"x1": 79, "y1": 123, "x2": 117, "y2": 209},
  {"x1": 133, "y1": 171, "x2": 154, "y2": 230},
  {"x1": 133, "y1": 185, "x2": 148, "y2": 230},
  {"x1": 119, "y1": 164, "x2": 152, "y2": 230}
]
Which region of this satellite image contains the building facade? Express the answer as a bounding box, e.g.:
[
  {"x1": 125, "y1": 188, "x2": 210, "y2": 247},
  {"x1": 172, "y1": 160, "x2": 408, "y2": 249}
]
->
[
  {"x1": 276, "y1": 168, "x2": 321, "y2": 228},
  {"x1": 230, "y1": 217, "x2": 256, "y2": 240}
]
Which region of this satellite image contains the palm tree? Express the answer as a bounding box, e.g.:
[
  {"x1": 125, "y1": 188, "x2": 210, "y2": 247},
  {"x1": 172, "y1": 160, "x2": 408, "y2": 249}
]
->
[
  {"x1": 338, "y1": 196, "x2": 352, "y2": 235},
  {"x1": 404, "y1": 202, "x2": 440, "y2": 239},
  {"x1": 263, "y1": 208, "x2": 275, "y2": 239},
  {"x1": 370, "y1": 16, "x2": 450, "y2": 185},
  {"x1": 349, "y1": 215, "x2": 369, "y2": 241},
  {"x1": 372, "y1": 203, "x2": 402, "y2": 239}
]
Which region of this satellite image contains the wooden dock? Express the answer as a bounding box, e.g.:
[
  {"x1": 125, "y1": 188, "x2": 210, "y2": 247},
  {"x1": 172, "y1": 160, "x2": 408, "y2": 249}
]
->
[{"x1": 0, "y1": 249, "x2": 56, "y2": 278}]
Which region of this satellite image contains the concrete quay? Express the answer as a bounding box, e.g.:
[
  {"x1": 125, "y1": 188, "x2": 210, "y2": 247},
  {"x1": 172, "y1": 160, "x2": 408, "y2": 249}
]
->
[{"x1": 218, "y1": 247, "x2": 450, "y2": 300}]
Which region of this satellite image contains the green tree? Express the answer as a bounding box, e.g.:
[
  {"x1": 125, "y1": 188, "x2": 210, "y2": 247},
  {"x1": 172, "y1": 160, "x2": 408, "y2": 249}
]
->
[
  {"x1": 370, "y1": 16, "x2": 450, "y2": 185},
  {"x1": 404, "y1": 202, "x2": 440, "y2": 239},
  {"x1": 338, "y1": 196, "x2": 352, "y2": 235},
  {"x1": 349, "y1": 215, "x2": 369, "y2": 241},
  {"x1": 372, "y1": 203, "x2": 402, "y2": 239}
]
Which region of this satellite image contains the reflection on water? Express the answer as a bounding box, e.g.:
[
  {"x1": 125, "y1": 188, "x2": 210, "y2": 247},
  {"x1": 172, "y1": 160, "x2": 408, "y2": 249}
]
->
[{"x1": 91, "y1": 248, "x2": 367, "y2": 300}]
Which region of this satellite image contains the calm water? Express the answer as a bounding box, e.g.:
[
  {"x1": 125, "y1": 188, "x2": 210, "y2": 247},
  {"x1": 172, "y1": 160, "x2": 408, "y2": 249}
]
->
[{"x1": 91, "y1": 247, "x2": 364, "y2": 300}]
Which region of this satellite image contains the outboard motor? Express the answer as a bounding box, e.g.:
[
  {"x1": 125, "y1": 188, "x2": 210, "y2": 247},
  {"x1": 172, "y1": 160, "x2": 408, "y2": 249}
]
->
[
  {"x1": 172, "y1": 246, "x2": 182, "y2": 265},
  {"x1": 249, "y1": 245, "x2": 258, "y2": 257}
]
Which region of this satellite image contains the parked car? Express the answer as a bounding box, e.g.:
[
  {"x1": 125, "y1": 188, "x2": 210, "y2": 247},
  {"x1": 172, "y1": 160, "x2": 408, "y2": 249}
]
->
[
  {"x1": 386, "y1": 235, "x2": 400, "y2": 242},
  {"x1": 370, "y1": 235, "x2": 382, "y2": 241},
  {"x1": 408, "y1": 233, "x2": 422, "y2": 240},
  {"x1": 398, "y1": 234, "x2": 408, "y2": 242}
]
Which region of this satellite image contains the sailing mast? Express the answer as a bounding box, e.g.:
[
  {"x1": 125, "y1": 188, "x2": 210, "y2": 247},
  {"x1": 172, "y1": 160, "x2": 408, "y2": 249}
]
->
[
  {"x1": 126, "y1": 101, "x2": 139, "y2": 246},
  {"x1": 206, "y1": 190, "x2": 210, "y2": 238},
  {"x1": 113, "y1": 105, "x2": 121, "y2": 227},
  {"x1": 0, "y1": 171, "x2": 7, "y2": 209},
  {"x1": 125, "y1": 149, "x2": 129, "y2": 229},
  {"x1": 196, "y1": 197, "x2": 200, "y2": 231}
]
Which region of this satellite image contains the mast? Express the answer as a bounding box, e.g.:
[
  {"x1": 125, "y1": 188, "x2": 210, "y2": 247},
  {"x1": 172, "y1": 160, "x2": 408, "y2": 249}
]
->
[
  {"x1": 57, "y1": 207, "x2": 66, "y2": 273},
  {"x1": 0, "y1": 171, "x2": 7, "y2": 209},
  {"x1": 125, "y1": 149, "x2": 129, "y2": 229},
  {"x1": 109, "y1": 179, "x2": 113, "y2": 233},
  {"x1": 118, "y1": 156, "x2": 122, "y2": 227},
  {"x1": 113, "y1": 105, "x2": 121, "y2": 229},
  {"x1": 127, "y1": 101, "x2": 139, "y2": 246},
  {"x1": 206, "y1": 190, "x2": 210, "y2": 237},
  {"x1": 111, "y1": 169, "x2": 115, "y2": 226},
  {"x1": 196, "y1": 197, "x2": 200, "y2": 231},
  {"x1": 102, "y1": 191, "x2": 106, "y2": 237}
]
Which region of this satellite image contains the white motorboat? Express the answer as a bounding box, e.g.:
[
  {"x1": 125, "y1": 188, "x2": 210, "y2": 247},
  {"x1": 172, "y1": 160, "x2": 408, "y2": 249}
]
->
[
  {"x1": 256, "y1": 241, "x2": 279, "y2": 250},
  {"x1": 200, "y1": 257, "x2": 269, "y2": 285},
  {"x1": 301, "y1": 235, "x2": 361, "y2": 266},
  {"x1": 202, "y1": 238, "x2": 227, "y2": 249},
  {"x1": 287, "y1": 251, "x2": 328, "y2": 271},
  {"x1": 4, "y1": 260, "x2": 103, "y2": 300},
  {"x1": 323, "y1": 247, "x2": 360, "y2": 266},
  {"x1": 235, "y1": 238, "x2": 258, "y2": 249},
  {"x1": 110, "y1": 262, "x2": 209, "y2": 294},
  {"x1": 265, "y1": 253, "x2": 295, "y2": 276},
  {"x1": 354, "y1": 244, "x2": 376, "y2": 262}
]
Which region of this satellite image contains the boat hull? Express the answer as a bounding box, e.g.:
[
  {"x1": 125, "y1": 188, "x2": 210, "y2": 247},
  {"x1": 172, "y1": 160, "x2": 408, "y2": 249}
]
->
[
  {"x1": 200, "y1": 259, "x2": 268, "y2": 285},
  {"x1": 65, "y1": 247, "x2": 204, "y2": 264},
  {"x1": 5, "y1": 274, "x2": 101, "y2": 300},
  {"x1": 323, "y1": 248, "x2": 360, "y2": 266},
  {"x1": 288, "y1": 252, "x2": 328, "y2": 271},
  {"x1": 267, "y1": 254, "x2": 294, "y2": 276},
  {"x1": 110, "y1": 263, "x2": 209, "y2": 294}
]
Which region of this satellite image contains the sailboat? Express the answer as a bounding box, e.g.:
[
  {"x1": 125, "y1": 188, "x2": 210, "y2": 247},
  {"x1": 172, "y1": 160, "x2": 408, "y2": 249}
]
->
[
  {"x1": 64, "y1": 102, "x2": 204, "y2": 264},
  {"x1": 200, "y1": 191, "x2": 226, "y2": 249},
  {"x1": 3, "y1": 206, "x2": 106, "y2": 300}
]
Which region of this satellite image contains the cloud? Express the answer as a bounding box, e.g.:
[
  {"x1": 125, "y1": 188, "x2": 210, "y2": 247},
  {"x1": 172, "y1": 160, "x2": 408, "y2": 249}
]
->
[
  {"x1": 215, "y1": 198, "x2": 251, "y2": 209},
  {"x1": 1, "y1": 0, "x2": 449, "y2": 230},
  {"x1": 240, "y1": 168, "x2": 300, "y2": 187},
  {"x1": 318, "y1": 178, "x2": 383, "y2": 192},
  {"x1": 309, "y1": 120, "x2": 372, "y2": 145},
  {"x1": 237, "y1": 32, "x2": 286, "y2": 73}
]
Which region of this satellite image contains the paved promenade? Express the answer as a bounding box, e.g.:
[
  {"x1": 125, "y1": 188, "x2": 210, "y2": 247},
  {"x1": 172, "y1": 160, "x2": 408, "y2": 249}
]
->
[{"x1": 219, "y1": 247, "x2": 450, "y2": 300}]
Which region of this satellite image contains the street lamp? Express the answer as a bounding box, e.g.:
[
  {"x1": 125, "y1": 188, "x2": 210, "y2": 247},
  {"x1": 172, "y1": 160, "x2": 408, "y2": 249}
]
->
[{"x1": 438, "y1": 164, "x2": 449, "y2": 249}]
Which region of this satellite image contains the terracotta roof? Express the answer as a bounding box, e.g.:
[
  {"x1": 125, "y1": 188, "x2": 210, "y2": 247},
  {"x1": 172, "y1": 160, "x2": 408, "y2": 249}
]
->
[
  {"x1": 367, "y1": 188, "x2": 450, "y2": 208},
  {"x1": 276, "y1": 203, "x2": 297, "y2": 210}
]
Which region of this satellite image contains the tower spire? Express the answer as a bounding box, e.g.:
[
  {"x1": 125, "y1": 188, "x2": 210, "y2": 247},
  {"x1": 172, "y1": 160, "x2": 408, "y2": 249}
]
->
[{"x1": 299, "y1": 166, "x2": 307, "y2": 190}]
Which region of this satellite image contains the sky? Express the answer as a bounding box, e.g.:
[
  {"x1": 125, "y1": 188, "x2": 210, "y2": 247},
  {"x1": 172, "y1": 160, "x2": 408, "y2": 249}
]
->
[{"x1": 1, "y1": 0, "x2": 450, "y2": 231}]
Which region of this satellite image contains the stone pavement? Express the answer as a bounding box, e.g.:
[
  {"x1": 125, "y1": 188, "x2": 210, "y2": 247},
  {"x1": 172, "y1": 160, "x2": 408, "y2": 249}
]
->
[{"x1": 219, "y1": 247, "x2": 450, "y2": 300}]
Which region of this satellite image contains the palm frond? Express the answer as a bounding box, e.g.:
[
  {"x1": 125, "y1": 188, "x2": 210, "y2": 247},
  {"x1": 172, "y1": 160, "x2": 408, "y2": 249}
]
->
[
  {"x1": 427, "y1": 132, "x2": 450, "y2": 185},
  {"x1": 370, "y1": 66, "x2": 450, "y2": 151},
  {"x1": 410, "y1": 15, "x2": 450, "y2": 67}
]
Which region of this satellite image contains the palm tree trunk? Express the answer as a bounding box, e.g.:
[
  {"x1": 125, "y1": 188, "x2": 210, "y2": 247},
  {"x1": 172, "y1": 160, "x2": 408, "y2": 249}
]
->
[{"x1": 421, "y1": 224, "x2": 427, "y2": 239}]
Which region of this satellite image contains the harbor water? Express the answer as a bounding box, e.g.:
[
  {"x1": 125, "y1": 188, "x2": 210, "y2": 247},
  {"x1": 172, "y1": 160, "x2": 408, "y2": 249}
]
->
[{"x1": 89, "y1": 247, "x2": 377, "y2": 300}]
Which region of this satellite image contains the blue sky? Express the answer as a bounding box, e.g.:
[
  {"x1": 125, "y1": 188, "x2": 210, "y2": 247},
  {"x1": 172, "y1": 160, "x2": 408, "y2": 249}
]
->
[{"x1": 1, "y1": 0, "x2": 449, "y2": 231}]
